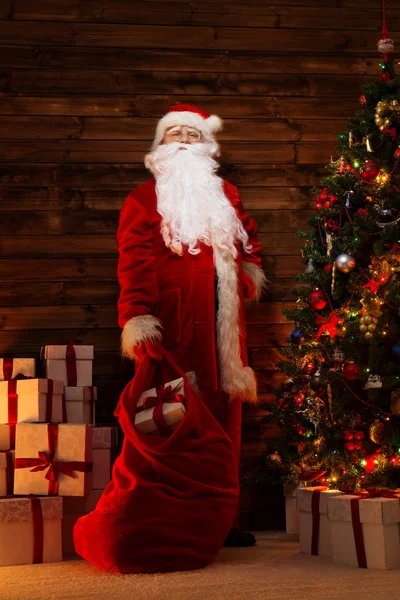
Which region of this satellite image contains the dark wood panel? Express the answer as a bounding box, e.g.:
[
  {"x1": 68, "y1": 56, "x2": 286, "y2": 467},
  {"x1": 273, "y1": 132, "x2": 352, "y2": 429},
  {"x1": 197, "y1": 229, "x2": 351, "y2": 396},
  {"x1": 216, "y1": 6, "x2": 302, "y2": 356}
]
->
[
  {"x1": 0, "y1": 139, "x2": 336, "y2": 164},
  {"x1": 0, "y1": 46, "x2": 380, "y2": 75},
  {"x1": 0, "y1": 209, "x2": 312, "y2": 234},
  {"x1": 0, "y1": 21, "x2": 386, "y2": 53},
  {"x1": 0, "y1": 164, "x2": 325, "y2": 188},
  {"x1": 0, "y1": 116, "x2": 342, "y2": 142},
  {"x1": 2, "y1": 1, "x2": 398, "y2": 30},
  {"x1": 0, "y1": 185, "x2": 314, "y2": 210},
  {"x1": 0, "y1": 94, "x2": 359, "y2": 118},
  {"x1": 0, "y1": 258, "x2": 117, "y2": 281},
  {"x1": 11, "y1": 70, "x2": 374, "y2": 97}
]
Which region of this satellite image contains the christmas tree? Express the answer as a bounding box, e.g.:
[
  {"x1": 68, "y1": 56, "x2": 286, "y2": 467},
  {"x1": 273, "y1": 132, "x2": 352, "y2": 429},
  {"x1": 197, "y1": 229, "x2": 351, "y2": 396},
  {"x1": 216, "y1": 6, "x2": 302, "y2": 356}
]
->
[{"x1": 262, "y1": 38, "x2": 400, "y2": 492}]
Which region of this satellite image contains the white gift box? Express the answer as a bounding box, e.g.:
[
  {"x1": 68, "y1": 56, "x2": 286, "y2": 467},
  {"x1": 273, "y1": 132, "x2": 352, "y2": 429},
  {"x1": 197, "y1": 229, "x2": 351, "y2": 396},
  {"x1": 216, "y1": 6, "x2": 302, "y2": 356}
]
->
[
  {"x1": 42, "y1": 345, "x2": 93, "y2": 387},
  {"x1": 0, "y1": 358, "x2": 36, "y2": 381},
  {"x1": 65, "y1": 386, "x2": 96, "y2": 425},
  {"x1": 297, "y1": 486, "x2": 344, "y2": 557},
  {"x1": 135, "y1": 376, "x2": 186, "y2": 435},
  {"x1": 284, "y1": 483, "x2": 304, "y2": 535},
  {"x1": 328, "y1": 494, "x2": 400, "y2": 570},
  {"x1": 0, "y1": 496, "x2": 62, "y2": 566},
  {"x1": 92, "y1": 426, "x2": 118, "y2": 490},
  {"x1": 0, "y1": 450, "x2": 14, "y2": 496},
  {"x1": 0, "y1": 425, "x2": 15, "y2": 450},
  {"x1": 0, "y1": 378, "x2": 64, "y2": 424},
  {"x1": 14, "y1": 423, "x2": 92, "y2": 497}
]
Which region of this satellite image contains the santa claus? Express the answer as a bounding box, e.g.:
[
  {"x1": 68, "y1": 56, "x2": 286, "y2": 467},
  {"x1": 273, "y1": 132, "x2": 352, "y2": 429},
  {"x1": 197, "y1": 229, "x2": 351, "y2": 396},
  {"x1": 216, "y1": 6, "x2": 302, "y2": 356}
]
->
[{"x1": 117, "y1": 103, "x2": 266, "y2": 547}]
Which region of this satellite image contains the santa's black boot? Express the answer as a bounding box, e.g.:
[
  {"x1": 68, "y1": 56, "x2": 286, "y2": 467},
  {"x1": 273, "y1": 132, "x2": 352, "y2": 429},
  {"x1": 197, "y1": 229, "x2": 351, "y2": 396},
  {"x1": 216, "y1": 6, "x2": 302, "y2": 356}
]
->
[{"x1": 223, "y1": 529, "x2": 256, "y2": 547}]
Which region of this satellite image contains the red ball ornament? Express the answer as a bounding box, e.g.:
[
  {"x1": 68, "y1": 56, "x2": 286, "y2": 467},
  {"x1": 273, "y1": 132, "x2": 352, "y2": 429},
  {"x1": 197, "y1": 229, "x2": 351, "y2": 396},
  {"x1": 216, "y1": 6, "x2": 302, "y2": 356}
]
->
[
  {"x1": 395, "y1": 147, "x2": 400, "y2": 158},
  {"x1": 344, "y1": 431, "x2": 354, "y2": 441},
  {"x1": 304, "y1": 361, "x2": 315, "y2": 374},
  {"x1": 345, "y1": 441, "x2": 355, "y2": 452},
  {"x1": 360, "y1": 160, "x2": 380, "y2": 183},
  {"x1": 344, "y1": 362, "x2": 361, "y2": 381},
  {"x1": 359, "y1": 95, "x2": 367, "y2": 105},
  {"x1": 354, "y1": 431, "x2": 364, "y2": 441},
  {"x1": 353, "y1": 441, "x2": 363, "y2": 451},
  {"x1": 308, "y1": 289, "x2": 327, "y2": 311}
]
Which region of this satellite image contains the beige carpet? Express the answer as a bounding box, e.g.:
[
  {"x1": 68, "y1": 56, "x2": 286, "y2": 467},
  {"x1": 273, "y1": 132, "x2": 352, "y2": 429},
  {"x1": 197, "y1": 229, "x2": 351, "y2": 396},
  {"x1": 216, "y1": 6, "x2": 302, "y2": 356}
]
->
[{"x1": 2, "y1": 532, "x2": 400, "y2": 600}]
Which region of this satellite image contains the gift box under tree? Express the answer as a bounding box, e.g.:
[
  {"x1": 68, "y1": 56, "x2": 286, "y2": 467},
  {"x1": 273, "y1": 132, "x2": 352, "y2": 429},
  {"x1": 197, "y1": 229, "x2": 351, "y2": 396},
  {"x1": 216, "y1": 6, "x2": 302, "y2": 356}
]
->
[
  {"x1": 41, "y1": 344, "x2": 93, "y2": 387},
  {"x1": 14, "y1": 423, "x2": 93, "y2": 497},
  {"x1": 0, "y1": 496, "x2": 62, "y2": 566},
  {"x1": 64, "y1": 386, "x2": 96, "y2": 425},
  {"x1": 297, "y1": 486, "x2": 344, "y2": 557},
  {"x1": 328, "y1": 490, "x2": 400, "y2": 570},
  {"x1": 0, "y1": 450, "x2": 14, "y2": 497},
  {"x1": 92, "y1": 426, "x2": 118, "y2": 490},
  {"x1": 0, "y1": 378, "x2": 64, "y2": 424}
]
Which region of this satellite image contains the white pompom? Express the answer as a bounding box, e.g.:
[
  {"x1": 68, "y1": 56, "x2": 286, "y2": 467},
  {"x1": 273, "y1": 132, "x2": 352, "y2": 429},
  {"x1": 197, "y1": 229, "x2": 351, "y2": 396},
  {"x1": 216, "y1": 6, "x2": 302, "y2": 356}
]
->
[{"x1": 206, "y1": 115, "x2": 223, "y2": 133}]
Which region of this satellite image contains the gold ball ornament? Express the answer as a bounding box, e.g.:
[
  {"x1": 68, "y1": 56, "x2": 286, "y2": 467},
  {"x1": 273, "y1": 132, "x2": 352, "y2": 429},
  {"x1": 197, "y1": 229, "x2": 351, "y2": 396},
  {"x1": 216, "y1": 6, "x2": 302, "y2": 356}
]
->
[
  {"x1": 364, "y1": 315, "x2": 372, "y2": 324},
  {"x1": 380, "y1": 125, "x2": 387, "y2": 132},
  {"x1": 369, "y1": 419, "x2": 385, "y2": 445},
  {"x1": 367, "y1": 323, "x2": 377, "y2": 332},
  {"x1": 375, "y1": 116, "x2": 384, "y2": 125},
  {"x1": 360, "y1": 324, "x2": 367, "y2": 332},
  {"x1": 365, "y1": 331, "x2": 373, "y2": 340},
  {"x1": 376, "y1": 106, "x2": 386, "y2": 115},
  {"x1": 391, "y1": 391, "x2": 400, "y2": 416}
]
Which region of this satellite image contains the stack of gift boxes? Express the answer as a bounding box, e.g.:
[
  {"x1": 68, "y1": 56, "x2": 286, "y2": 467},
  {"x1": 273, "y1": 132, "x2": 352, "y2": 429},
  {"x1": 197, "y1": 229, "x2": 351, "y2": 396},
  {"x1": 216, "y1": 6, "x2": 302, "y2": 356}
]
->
[
  {"x1": 0, "y1": 346, "x2": 119, "y2": 566},
  {"x1": 297, "y1": 485, "x2": 400, "y2": 570}
]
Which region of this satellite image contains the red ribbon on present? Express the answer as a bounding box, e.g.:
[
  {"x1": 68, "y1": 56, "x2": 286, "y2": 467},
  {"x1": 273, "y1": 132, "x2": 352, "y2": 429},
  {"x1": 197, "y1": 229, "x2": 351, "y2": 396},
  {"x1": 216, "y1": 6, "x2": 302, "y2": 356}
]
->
[
  {"x1": 9, "y1": 424, "x2": 15, "y2": 450},
  {"x1": 2, "y1": 358, "x2": 14, "y2": 381},
  {"x1": 7, "y1": 380, "x2": 18, "y2": 424},
  {"x1": 349, "y1": 488, "x2": 400, "y2": 568},
  {"x1": 310, "y1": 486, "x2": 328, "y2": 555},
  {"x1": 29, "y1": 496, "x2": 44, "y2": 564},
  {"x1": 14, "y1": 423, "x2": 93, "y2": 495},
  {"x1": 137, "y1": 383, "x2": 184, "y2": 436},
  {"x1": 315, "y1": 311, "x2": 339, "y2": 341},
  {"x1": 382, "y1": 126, "x2": 397, "y2": 140},
  {"x1": 1, "y1": 450, "x2": 14, "y2": 495},
  {"x1": 66, "y1": 342, "x2": 78, "y2": 386}
]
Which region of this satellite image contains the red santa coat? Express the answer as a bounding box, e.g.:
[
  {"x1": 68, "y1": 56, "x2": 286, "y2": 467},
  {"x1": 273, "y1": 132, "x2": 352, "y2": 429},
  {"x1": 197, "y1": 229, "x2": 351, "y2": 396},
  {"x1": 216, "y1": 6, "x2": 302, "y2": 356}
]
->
[{"x1": 117, "y1": 178, "x2": 265, "y2": 403}]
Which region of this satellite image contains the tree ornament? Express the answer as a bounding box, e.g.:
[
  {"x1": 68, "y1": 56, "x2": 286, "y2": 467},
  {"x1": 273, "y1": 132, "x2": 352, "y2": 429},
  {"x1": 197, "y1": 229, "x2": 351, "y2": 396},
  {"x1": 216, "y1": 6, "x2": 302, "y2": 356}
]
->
[
  {"x1": 310, "y1": 368, "x2": 324, "y2": 390},
  {"x1": 392, "y1": 343, "x2": 400, "y2": 359},
  {"x1": 354, "y1": 431, "x2": 364, "y2": 441},
  {"x1": 377, "y1": 38, "x2": 394, "y2": 53},
  {"x1": 290, "y1": 328, "x2": 305, "y2": 344},
  {"x1": 376, "y1": 208, "x2": 396, "y2": 228},
  {"x1": 363, "y1": 374, "x2": 382, "y2": 389},
  {"x1": 390, "y1": 391, "x2": 400, "y2": 416},
  {"x1": 307, "y1": 289, "x2": 327, "y2": 311},
  {"x1": 345, "y1": 441, "x2": 355, "y2": 452},
  {"x1": 360, "y1": 160, "x2": 380, "y2": 183},
  {"x1": 343, "y1": 361, "x2": 360, "y2": 381},
  {"x1": 304, "y1": 361, "x2": 316, "y2": 374},
  {"x1": 369, "y1": 419, "x2": 385, "y2": 445},
  {"x1": 305, "y1": 259, "x2": 315, "y2": 273},
  {"x1": 395, "y1": 147, "x2": 400, "y2": 158},
  {"x1": 335, "y1": 253, "x2": 356, "y2": 273},
  {"x1": 359, "y1": 95, "x2": 367, "y2": 105},
  {"x1": 344, "y1": 431, "x2": 354, "y2": 441},
  {"x1": 344, "y1": 190, "x2": 354, "y2": 209},
  {"x1": 333, "y1": 347, "x2": 345, "y2": 365}
]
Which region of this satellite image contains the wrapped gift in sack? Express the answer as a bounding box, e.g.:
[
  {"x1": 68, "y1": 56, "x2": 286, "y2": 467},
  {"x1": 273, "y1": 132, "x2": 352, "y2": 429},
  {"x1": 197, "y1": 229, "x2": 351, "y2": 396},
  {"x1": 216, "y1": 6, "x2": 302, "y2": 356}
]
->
[
  {"x1": 0, "y1": 450, "x2": 14, "y2": 497},
  {"x1": 0, "y1": 424, "x2": 16, "y2": 451},
  {"x1": 297, "y1": 486, "x2": 344, "y2": 557},
  {"x1": 328, "y1": 489, "x2": 400, "y2": 570},
  {"x1": 0, "y1": 378, "x2": 64, "y2": 424},
  {"x1": 65, "y1": 386, "x2": 96, "y2": 425},
  {"x1": 14, "y1": 423, "x2": 92, "y2": 497},
  {"x1": 92, "y1": 426, "x2": 118, "y2": 490},
  {"x1": 0, "y1": 358, "x2": 36, "y2": 381},
  {"x1": 283, "y1": 483, "x2": 304, "y2": 535},
  {"x1": 41, "y1": 344, "x2": 93, "y2": 387},
  {"x1": 62, "y1": 490, "x2": 103, "y2": 555},
  {"x1": 0, "y1": 496, "x2": 62, "y2": 566},
  {"x1": 74, "y1": 344, "x2": 239, "y2": 574},
  {"x1": 135, "y1": 376, "x2": 187, "y2": 435}
]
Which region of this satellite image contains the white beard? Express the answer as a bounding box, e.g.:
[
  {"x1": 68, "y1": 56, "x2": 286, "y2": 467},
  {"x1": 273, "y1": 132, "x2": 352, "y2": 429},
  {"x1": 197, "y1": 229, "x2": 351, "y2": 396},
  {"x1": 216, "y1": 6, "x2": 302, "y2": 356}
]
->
[{"x1": 144, "y1": 141, "x2": 251, "y2": 257}]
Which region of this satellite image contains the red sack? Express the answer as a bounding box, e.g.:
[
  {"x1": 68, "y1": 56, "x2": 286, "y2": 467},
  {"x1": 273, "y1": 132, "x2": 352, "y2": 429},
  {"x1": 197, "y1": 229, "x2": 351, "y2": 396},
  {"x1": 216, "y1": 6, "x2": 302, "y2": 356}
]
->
[{"x1": 73, "y1": 344, "x2": 239, "y2": 573}]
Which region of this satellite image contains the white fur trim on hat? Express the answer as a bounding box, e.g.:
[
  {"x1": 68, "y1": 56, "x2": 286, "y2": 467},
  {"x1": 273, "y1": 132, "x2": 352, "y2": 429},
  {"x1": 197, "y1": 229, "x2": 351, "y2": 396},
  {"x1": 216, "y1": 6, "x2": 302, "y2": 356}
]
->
[{"x1": 152, "y1": 111, "x2": 223, "y2": 148}]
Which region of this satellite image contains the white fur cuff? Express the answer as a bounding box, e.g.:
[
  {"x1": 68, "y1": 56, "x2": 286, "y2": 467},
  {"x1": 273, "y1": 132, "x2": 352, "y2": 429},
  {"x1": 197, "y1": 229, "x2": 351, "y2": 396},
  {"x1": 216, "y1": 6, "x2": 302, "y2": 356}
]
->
[
  {"x1": 121, "y1": 315, "x2": 163, "y2": 360},
  {"x1": 242, "y1": 261, "x2": 268, "y2": 301}
]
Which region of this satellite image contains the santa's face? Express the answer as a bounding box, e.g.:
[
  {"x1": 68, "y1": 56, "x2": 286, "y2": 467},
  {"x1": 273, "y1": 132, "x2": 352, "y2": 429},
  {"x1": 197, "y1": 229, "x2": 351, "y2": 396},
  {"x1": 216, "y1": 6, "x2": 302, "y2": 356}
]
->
[
  {"x1": 162, "y1": 125, "x2": 203, "y2": 145},
  {"x1": 144, "y1": 138, "x2": 250, "y2": 257}
]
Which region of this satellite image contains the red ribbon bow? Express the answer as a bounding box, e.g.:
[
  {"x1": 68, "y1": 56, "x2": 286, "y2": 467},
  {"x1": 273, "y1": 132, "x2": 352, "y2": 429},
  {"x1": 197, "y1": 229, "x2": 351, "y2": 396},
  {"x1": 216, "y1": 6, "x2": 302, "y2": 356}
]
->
[
  {"x1": 363, "y1": 278, "x2": 382, "y2": 293},
  {"x1": 357, "y1": 487, "x2": 400, "y2": 499},
  {"x1": 315, "y1": 311, "x2": 339, "y2": 341},
  {"x1": 382, "y1": 126, "x2": 397, "y2": 140},
  {"x1": 14, "y1": 424, "x2": 92, "y2": 495},
  {"x1": 137, "y1": 383, "x2": 184, "y2": 436}
]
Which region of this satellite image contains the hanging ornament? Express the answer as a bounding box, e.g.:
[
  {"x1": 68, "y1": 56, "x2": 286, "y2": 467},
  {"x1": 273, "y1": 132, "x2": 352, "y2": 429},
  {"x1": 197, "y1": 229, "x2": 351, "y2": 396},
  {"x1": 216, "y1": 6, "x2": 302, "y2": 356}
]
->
[
  {"x1": 333, "y1": 347, "x2": 345, "y2": 367},
  {"x1": 363, "y1": 374, "x2": 382, "y2": 389},
  {"x1": 344, "y1": 190, "x2": 354, "y2": 208},
  {"x1": 360, "y1": 160, "x2": 380, "y2": 183},
  {"x1": 305, "y1": 258, "x2": 315, "y2": 273},
  {"x1": 304, "y1": 360, "x2": 316, "y2": 374},
  {"x1": 290, "y1": 328, "x2": 305, "y2": 344},
  {"x1": 359, "y1": 314, "x2": 379, "y2": 339},
  {"x1": 390, "y1": 391, "x2": 400, "y2": 415},
  {"x1": 307, "y1": 289, "x2": 327, "y2": 310},
  {"x1": 376, "y1": 208, "x2": 397, "y2": 228},
  {"x1": 343, "y1": 361, "x2": 361, "y2": 381},
  {"x1": 366, "y1": 135, "x2": 374, "y2": 153},
  {"x1": 377, "y1": 38, "x2": 394, "y2": 53},
  {"x1": 395, "y1": 146, "x2": 400, "y2": 158},
  {"x1": 310, "y1": 368, "x2": 324, "y2": 390},
  {"x1": 345, "y1": 441, "x2": 355, "y2": 452},
  {"x1": 369, "y1": 419, "x2": 385, "y2": 445},
  {"x1": 354, "y1": 431, "x2": 365, "y2": 441},
  {"x1": 392, "y1": 343, "x2": 400, "y2": 359},
  {"x1": 349, "y1": 131, "x2": 353, "y2": 147},
  {"x1": 335, "y1": 253, "x2": 356, "y2": 273},
  {"x1": 315, "y1": 189, "x2": 338, "y2": 210},
  {"x1": 359, "y1": 95, "x2": 367, "y2": 106}
]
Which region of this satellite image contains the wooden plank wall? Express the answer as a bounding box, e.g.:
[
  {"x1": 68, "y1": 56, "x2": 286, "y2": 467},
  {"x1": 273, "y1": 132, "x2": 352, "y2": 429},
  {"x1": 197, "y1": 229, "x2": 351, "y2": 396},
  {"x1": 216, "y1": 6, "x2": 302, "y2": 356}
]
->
[{"x1": 0, "y1": 0, "x2": 397, "y2": 528}]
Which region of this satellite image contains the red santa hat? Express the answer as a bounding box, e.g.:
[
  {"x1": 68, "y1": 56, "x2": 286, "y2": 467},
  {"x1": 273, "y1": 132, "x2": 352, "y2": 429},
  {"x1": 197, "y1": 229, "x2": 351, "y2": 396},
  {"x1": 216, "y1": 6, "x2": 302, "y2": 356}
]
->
[{"x1": 152, "y1": 104, "x2": 223, "y2": 148}]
